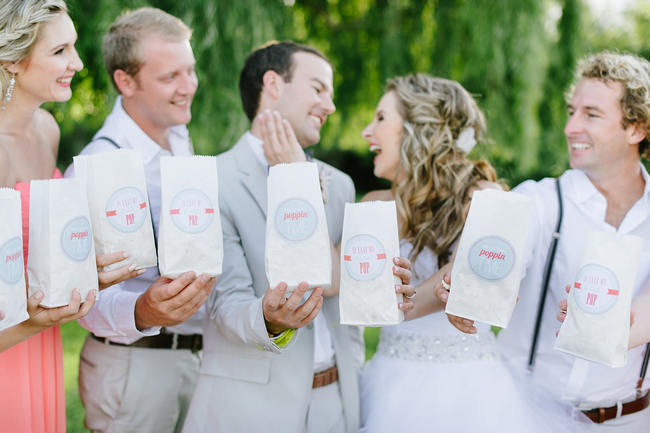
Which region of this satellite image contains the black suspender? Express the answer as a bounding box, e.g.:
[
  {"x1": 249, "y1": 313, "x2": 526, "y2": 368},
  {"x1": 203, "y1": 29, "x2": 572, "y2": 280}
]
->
[
  {"x1": 528, "y1": 178, "x2": 563, "y2": 370},
  {"x1": 526, "y1": 177, "x2": 650, "y2": 396}
]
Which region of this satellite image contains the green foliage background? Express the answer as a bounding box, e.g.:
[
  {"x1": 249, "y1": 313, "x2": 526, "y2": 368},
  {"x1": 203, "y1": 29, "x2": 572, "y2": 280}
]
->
[
  {"x1": 54, "y1": 0, "x2": 650, "y2": 191},
  {"x1": 53, "y1": 1, "x2": 650, "y2": 431}
]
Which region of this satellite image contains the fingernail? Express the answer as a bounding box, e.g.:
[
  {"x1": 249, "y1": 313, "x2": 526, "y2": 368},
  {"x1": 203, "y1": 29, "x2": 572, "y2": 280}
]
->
[
  {"x1": 393, "y1": 257, "x2": 399, "y2": 264},
  {"x1": 135, "y1": 265, "x2": 145, "y2": 271},
  {"x1": 392, "y1": 266, "x2": 397, "y2": 273},
  {"x1": 398, "y1": 302, "x2": 404, "y2": 309},
  {"x1": 441, "y1": 292, "x2": 448, "y2": 301},
  {"x1": 201, "y1": 275, "x2": 210, "y2": 284},
  {"x1": 35, "y1": 290, "x2": 45, "y2": 299},
  {"x1": 128, "y1": 263, "x2": 137, "y2": 272},
  {"x1": 470, "y1": 328, "x2": 477, "y2": 334},
  {"x1": 137, "y1": 269, "x2": 146, "y2": 275},
  {"x1": 394, "y1": 284, "x2": 400, "y2": 293},
  {"x1": 122, "y1": 252, "x2": 130, "y2": 259}
]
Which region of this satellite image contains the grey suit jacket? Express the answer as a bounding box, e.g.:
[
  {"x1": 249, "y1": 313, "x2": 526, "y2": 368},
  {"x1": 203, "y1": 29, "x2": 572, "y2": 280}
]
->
[{"x1": 183, "y1": 134, "x2": 364, "y2": 433}]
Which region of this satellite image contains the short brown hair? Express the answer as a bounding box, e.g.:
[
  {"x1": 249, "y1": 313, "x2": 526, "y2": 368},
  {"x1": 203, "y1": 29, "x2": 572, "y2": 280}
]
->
[
  {"x1": 571, "y1": 51, "x2": 650, "y2": 159},
  {"x1": 102, "y1": 7, "x2": 191, "y2": 91},
  {"x1": 239, "y1": 41, "x2": 330, "y2": 121}
]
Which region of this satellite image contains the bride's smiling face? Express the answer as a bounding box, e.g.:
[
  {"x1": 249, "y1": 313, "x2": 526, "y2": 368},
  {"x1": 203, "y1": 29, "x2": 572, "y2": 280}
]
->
[{"x1": 362, "y1": 91, "x2": 404, "y2": 181}]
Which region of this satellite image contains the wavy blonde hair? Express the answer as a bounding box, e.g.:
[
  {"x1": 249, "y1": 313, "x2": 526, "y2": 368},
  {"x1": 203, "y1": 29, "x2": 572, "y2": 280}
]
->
[
  {"x1": 387, "y1": 74, "x2": 497, "y2": 268},
  {"x1": 570, "y1": 51, "x2": 650, "y2": 159},
  {"x1": 0, "y1": 0, "x2": 67, "y2": 98}
]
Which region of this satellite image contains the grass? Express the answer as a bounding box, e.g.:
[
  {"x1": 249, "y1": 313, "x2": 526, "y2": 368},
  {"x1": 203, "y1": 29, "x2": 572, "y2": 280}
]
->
[
  {"x1": 61, "y1": 321, "x2": 88, "y2": 433},
  {"x1": 61, "y1": 322, "x2": 383, "y2": 431}
]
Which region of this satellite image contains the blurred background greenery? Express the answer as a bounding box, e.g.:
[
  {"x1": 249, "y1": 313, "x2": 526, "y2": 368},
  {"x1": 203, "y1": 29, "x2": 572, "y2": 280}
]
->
[{"x1": 55, "y1": 0, "x2": 650, "y2": 431}]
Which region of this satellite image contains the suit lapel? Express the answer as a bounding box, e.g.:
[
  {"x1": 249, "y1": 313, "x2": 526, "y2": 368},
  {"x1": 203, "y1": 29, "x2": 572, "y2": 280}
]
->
[{"x1": 233, "y1": 135, "x2": 268, "y2": 218}]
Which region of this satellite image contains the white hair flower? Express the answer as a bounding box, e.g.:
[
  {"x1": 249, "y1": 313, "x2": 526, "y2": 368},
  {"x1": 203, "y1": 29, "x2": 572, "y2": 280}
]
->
[{"x1": 456, "y1": 127, "x2": 476, "y2": 153}]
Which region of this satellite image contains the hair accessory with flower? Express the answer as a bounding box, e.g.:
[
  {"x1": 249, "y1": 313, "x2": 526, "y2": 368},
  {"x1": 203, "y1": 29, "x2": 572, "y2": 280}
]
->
[{"x1": 456, "y1": 127, "x2": 476, "y2": 153}]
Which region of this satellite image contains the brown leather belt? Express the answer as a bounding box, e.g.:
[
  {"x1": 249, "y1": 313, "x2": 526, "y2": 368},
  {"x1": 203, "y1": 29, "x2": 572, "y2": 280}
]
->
[
  {"x1": 312, "y1": 365, "x2": 338, "y2": 389},
  {"x1": 582, "y1": 392, "x2": 649, "y2": 423},
  {"x1": 91, "y1": 331, "x2": 202, "y2": 353}
]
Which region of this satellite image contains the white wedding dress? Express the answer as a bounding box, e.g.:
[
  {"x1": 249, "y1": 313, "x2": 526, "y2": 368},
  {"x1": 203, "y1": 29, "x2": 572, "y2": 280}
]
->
[{"x1": 359, "y1": 242, "x2": 585, "y2": 433}]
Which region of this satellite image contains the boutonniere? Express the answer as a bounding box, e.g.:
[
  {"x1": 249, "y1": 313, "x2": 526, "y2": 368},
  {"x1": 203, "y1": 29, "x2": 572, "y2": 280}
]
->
[{"x1": 319, "y1": 164, "x2": 331, "y2": 204}]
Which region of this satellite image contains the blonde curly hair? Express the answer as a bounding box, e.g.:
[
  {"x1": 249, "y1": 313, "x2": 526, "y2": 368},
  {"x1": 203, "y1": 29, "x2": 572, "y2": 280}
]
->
[
  {"x1": 387, "y1": 74, "x2": 497, "y2": 268},
  {"x1": 571, "y1": 51, "x2": 650, "y2": 159},
  {"x1": 0, "y1": 0, "x2": 67, "y2": 99}
]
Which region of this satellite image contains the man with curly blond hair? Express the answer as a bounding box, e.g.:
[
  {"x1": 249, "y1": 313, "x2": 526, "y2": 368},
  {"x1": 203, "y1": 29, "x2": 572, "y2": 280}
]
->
[{"x1": 446, "y1": 51, "x2": 650, "y2": 431}]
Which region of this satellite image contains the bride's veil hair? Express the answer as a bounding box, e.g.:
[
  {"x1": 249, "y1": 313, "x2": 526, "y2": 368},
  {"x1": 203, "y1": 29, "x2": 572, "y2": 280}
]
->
[{"x1": 388, "y1": 74, "x2": 498, "y2": 270}]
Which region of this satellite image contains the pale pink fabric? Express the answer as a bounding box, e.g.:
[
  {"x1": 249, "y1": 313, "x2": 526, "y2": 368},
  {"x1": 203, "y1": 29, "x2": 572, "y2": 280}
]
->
[{"x1": 0, "y1": 169, "x2": 66, "y2": 433}]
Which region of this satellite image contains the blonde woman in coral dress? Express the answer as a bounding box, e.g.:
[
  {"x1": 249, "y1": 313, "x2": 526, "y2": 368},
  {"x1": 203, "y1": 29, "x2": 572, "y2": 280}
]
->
[{"x1": 0, "y1": 2, "x2": 141, "y2": 432}]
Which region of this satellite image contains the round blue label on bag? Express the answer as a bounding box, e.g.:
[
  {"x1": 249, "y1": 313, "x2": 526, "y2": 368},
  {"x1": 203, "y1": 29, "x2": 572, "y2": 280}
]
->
[
  {"x1": 60, "y1": 216, "x2": 92, "y2": 261},
  {"x1": 0, "y1": 237, "x2": 23, "y2": 284},
  {"x1": 169, "y1": 189, "x2": 214, "y2": 234},
  {"x1": 572, "y1": 264, "x2": 620, "y2": 315},
  {"x1": 343, "y1": 234, "x2": 387, "y2": 282},
  {"x1": 467, "y1": 236, "x2": 515, "y2": 281},
  {"x1": 105, "y1": 187, "x2": 148, "y2": 233},
  {"x1": 274, "y1": 198, "x2": 318, "y2": 242}
]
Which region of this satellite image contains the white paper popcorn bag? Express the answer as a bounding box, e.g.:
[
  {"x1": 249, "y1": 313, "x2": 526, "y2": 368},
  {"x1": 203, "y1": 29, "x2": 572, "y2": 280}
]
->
[
  {"x1": 74, "y1": 150, "x2": 157, "y2": 271},
  {"x1": 339, "y1": 201, "x2": 402, "y2": 326},
  {"x1": 445, "y1": 189, "x2": 533, "y2": 328},
  {"x1": 158, "y1": 156, "x2": 223, "y2": 278},
  {"x1": 27, "y1": 179, "x2": 98, "y2": 307},
  {"x1": 0, "y1": 188, "x2": 28, "y2": 330},
  {"x1": 265, "y1": 162, "x2": 331, "y2": 291},
  {"x1": 555, "y1": 231, "x2": 642, "y2": 367}
]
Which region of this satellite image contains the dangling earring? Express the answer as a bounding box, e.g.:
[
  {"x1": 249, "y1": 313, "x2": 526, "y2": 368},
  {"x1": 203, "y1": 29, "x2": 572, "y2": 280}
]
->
[{"x1": 1, "y1": 73, "x2": 16, "y2": 110}]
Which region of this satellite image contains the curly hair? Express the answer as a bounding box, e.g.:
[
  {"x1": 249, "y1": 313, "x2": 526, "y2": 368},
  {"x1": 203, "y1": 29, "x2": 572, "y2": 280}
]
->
[
  {"x1": 571, "y1": 51, "x2": 650, "y2": 159},
  {"x1": 0, "y1": 0, "x2": 67, "y2": 99},
  {"x1": 387, "y1": 74, "x2": 498, "y2": 269}
]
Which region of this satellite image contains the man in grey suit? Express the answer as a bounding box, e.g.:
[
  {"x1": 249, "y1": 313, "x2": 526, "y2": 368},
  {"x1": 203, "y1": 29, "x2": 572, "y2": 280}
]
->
[{"x1": 182, "y1": 42, "x2": 363, "y2": 433}]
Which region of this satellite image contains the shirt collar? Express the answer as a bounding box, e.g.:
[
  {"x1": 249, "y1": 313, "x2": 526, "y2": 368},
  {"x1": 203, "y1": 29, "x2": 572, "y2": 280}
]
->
[
  {"x1": 566, "y1": 162, "x2": 650, "y2": 205},
  {"x1": 96, "y1": 96, "x2": 192, "y2": 163},
  {"x1": 245, "y1": 131, "x2": 269, "y2": 170}
]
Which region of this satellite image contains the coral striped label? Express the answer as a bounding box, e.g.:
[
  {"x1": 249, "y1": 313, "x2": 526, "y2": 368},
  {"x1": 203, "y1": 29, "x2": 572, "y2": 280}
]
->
[
  {"x1": 105, "y1": 187, "x2": 148, "y2": 233},
  {"x1": 573, "y1": 264, "x2": 620, "y2": 315},
  {"x1": 169, "y1": 189, "x2": 214, "y2": 234}
]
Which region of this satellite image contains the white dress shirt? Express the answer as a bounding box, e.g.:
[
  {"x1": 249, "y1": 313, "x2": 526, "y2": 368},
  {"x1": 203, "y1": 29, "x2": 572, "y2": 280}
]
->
[
  {"x1": 245, "y1": 131, "x2": 336, "y2": 372},
  {"x1": 65, "y1": 97, "x2": 204, "y2": 344},
  {"x1": 498, "y1": 166, "x2": 650, "y2": 409}
]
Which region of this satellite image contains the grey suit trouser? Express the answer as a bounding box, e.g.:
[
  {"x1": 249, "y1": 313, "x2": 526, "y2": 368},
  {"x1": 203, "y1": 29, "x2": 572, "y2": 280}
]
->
[
  {"x1": 306, "y1": 381, "x2": 346, "y2": 433},
  {"x1": 78, "y1": 335, "x2": 200, "y2": 433}
]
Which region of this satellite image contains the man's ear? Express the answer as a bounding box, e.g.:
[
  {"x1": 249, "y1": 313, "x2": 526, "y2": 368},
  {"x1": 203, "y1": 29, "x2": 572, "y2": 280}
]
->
[
  {"x1": 261, "y1": 70, "x2": 284, "y2": 100},
  {"x1": 627, "y1": 122, "x2": 647, "y2": 147},
  {"x1": 113, "y1": 69, "x2": 138, "y2": 97}
]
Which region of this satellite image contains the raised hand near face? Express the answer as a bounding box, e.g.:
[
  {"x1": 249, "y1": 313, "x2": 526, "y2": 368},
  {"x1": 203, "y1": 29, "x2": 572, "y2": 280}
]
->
[{"x1": 256, "y1": 110, "x2": 306, "y2": 166}]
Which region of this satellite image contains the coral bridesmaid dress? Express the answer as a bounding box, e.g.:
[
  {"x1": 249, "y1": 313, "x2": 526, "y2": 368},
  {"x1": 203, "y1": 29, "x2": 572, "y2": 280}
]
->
[{"x1": 0, "y1": 169, "x2": 66, "y2": 433}]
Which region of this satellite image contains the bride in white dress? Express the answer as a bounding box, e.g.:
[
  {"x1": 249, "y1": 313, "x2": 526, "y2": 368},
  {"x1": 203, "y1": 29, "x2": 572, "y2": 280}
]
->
[{"x1": 358, "y1": 74, "x2": 580, "y2": 433}]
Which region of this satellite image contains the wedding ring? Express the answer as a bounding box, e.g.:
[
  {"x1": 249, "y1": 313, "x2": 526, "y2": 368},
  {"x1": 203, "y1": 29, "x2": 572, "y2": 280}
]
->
[
  {"x1": 405, "y1": 290, "x2": 416, "y2": 300},
  {"x1": 441, "y1": 279, "x2": 451, "y2": 291}
]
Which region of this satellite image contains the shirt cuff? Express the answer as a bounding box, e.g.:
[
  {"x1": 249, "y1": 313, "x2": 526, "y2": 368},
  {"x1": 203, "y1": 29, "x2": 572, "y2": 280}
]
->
[
  {"x1": 110, "y1": 290, "x2": 160, "y2": 343},
  {"x1": 270, "y1": 328, "x2": 296, "y2": 348}
]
